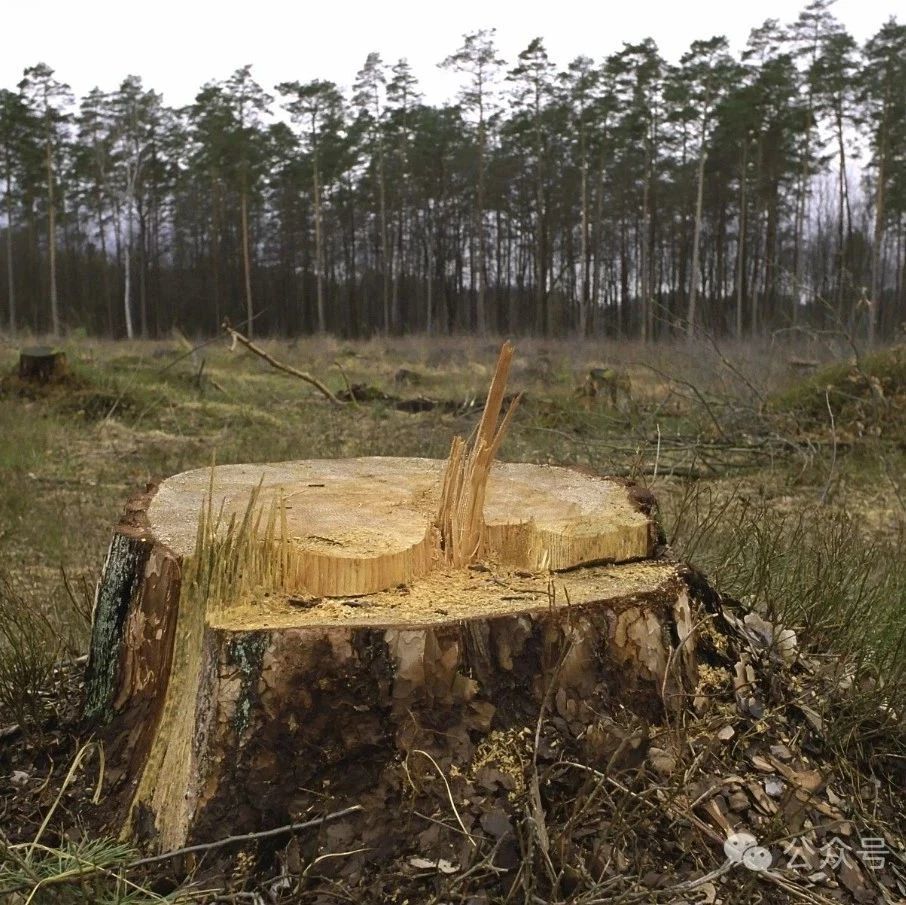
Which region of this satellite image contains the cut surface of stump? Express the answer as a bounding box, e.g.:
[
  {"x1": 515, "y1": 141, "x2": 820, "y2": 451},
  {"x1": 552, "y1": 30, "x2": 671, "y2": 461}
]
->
[
  {"x1": 149, "y1": 457, "x2": 654, "y2": 597},
  {"x1": 18, "y1": 346, "x2": 69, "y2": 382},
  {"x1": 84, "y1": 457, "x2": 701, "y2": 852}
]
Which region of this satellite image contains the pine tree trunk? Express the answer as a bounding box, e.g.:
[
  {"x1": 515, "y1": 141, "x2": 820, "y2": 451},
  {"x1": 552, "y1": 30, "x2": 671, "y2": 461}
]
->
[
  {"x1": 94, "y1": 192, "x2": 112, "y2": 337},
  {"x1": 475, "y1": 112, "x2": 487, "y2": 336},
  {"x1": 4, "y1": 148, "x2": 14, "y2": 337},
  {"x1": 834, "y1": 106, "x2": 848, "y2": 315},
  {"x1": 736, "y1": 145, "x2": 747, "y2": 340},
  {"x1": 123, "y1": 193, "x2": 134, "y2": 340},
  {"x1": 46, "y1": 136, "x2": 59, "y2": 337},
  {"x1": 686, "y1": 147, "x2": 707, "y2": 340},
  {"x1": 640, "y1": 174, "x2": 651, "y2": 343},
  {"x1": 313, "y1": 154, "x2": 326, "y2": 334},
  {"x1": 869, "y1": 120, "x2": 887, "y2": 347},
  {"x1": 241, "y1": 187, "x2": 254, "y2": 338},
  {"x1": 378, "y1": 140, "x2": 390, "y2": 334},
  {"x1": 138, "y1": 201, "x2": 148, "y2": 339},
  {"x1": 579, "y1": 147, "x2": 590, "y2": 338}
]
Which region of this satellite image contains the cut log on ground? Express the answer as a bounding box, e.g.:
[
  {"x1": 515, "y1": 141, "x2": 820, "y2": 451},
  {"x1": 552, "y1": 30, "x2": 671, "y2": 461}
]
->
[
  {"x1": 18, "y1": 346, "x2": 69, "y2": 382},
  {"x1": 83, "y1": 457, "x2": 704, "y2": 852}
]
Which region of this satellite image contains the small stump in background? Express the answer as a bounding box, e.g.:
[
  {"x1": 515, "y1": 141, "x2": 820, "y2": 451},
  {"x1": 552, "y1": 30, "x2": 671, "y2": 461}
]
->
[{"x1": 18, "y1": 347, "x2": 69, "y2": 383}]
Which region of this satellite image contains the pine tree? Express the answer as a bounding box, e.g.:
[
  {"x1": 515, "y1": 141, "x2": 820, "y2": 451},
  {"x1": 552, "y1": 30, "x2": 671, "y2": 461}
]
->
[
  {"x1": 861, "y1": 18, "x2": 906, "y2": 344},
  {"x1": 667, "y1": 37, "x2": 737, "y2": 337},
  {"x1": 223, "y1": 66, "x2": 272, "y2": 338},
  {"x1": 508, "y1": 38, "x2": 556, "y2": 334},
  {"x1": 18, "y1": 63, "x2": 72, "y2": 335},
  {"x1": 442, "y1": 29, "x2": 505, "y2": 334},
  {"x1": 278, "y1": 79, "x2": 345, "y2": 333},
  {"x1": 386, "y1": 59, "x2": 421, "y2": 331},
  {"x1": 353, "y1": 53, "x2": 391, "y2": 333},
  {"x1": 0, "y1": 89, "x2": 29, "y2": 336}
]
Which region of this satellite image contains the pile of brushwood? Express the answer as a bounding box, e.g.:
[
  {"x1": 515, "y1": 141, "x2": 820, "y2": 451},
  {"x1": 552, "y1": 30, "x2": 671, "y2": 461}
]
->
[{"x1": 0, "y1": 565, "x2": 903, "y2": 905}]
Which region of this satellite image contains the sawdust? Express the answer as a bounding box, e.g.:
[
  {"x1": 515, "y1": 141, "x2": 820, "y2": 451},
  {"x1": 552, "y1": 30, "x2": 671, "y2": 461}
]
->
[
  {"x1": 208, "y1": 559, "x2": 678, "y2": 630},
  {"x1": 468, "y1": 728, "x2": 532, "y2": 797}
]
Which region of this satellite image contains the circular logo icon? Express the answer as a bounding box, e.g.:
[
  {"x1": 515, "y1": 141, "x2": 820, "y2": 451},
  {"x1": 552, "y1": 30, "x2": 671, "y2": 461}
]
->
[{"x1": 724, "y1": 832, "x2": 772, "y2": 871}]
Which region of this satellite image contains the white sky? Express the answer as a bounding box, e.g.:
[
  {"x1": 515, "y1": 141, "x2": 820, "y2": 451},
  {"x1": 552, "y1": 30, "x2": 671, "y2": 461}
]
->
[{"x1": 4, "y1": 0, "x2": 900, "y2": 108}]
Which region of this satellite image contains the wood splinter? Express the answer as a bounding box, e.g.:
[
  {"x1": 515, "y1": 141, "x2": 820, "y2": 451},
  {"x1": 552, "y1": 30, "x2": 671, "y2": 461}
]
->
[{"x1": 435, "y1": 342, "x2": 521, "y2": 568}]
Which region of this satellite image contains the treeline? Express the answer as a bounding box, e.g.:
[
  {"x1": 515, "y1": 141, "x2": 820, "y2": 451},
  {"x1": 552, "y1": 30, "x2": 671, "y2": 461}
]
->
[{"x1": 1, "y1": 2, "x2": 905, "y2": 341}]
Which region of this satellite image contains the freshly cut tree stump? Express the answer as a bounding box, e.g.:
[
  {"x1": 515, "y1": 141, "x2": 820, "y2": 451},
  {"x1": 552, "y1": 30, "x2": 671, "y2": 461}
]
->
[
  {"x1": 18, "y1": 346, "x2": 69, "y2": 382},
  {"x1": 84, "y1": 457, "x2": 702, "y2": 852}
]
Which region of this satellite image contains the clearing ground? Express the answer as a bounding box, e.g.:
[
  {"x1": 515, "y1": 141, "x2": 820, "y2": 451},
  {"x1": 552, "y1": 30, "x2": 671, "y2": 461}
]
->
[{"x1": 0, "y1": 332, "x2": 904, "y2": 903}]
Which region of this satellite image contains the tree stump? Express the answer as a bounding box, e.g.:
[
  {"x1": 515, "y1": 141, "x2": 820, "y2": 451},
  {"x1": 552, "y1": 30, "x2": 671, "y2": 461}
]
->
[
  {"x1": 84, "y1": 457, "x2": 702, "y2": 851},
  {"x1": 18, "y1": 346, "x2": 69, "y2": 383}
]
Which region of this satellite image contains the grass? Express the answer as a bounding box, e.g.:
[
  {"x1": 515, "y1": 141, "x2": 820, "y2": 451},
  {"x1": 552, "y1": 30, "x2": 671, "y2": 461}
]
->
[
  {"x1": 0, "y1": 575, "x2": 61, "y2": 737},
  {"x1": 664, "y1": 482, "x2": 906, "y2": 760}
]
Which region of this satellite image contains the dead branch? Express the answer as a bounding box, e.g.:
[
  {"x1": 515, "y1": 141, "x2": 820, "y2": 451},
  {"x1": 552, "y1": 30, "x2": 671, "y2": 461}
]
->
[
  {"x1": 222, "y1": 320, "x2": 345, "y2": 406},
  {"x1": 0, "y1": 807, "x2": 364, "y2": 899},
  {"x1": 130, "y1": 805, "x2": 363, "y2": 867},
  {"x1": 332, "y1": 359, "x2": 360, "y2": 407}
]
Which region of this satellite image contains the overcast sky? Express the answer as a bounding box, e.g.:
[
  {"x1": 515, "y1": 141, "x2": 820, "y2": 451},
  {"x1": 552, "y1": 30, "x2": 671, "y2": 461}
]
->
[{"x1": 4, "y1": 0, "x2": 900, "y2": 108}]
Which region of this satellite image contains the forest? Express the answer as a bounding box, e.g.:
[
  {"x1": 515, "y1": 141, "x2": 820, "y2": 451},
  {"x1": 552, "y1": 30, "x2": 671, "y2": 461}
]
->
[{"x1": 1, "y1": 1, "x2": 905, "y2": 341}]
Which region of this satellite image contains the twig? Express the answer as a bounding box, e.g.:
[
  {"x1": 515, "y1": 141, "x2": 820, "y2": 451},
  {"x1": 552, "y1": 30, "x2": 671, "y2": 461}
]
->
[
  {"x1": 332, "y1": 359, "x2": 359, "y2": 406},
  {"x1": 5, "y1": 842, "x2": 171, "y2": 905},
  {"x1": 703, "y1": 330, "x2": 766, "y2": 406},
  {"x1": 28, "y1": 741, "x2": 104, "y2": 857},
  {"x1": 637, "y1": 362, "x2": 727, "y2": 440},
  {"x1": 129, "y1": 805, "x2": 364, "y2": 868},
  {"x1": 221, "y1": 320, "x2": 344, "y2": 406},
  {"x1": 156, "y1": 333, "x2": 221, "y2": 376},
  {"x1": 820, "y1": 387, "x2": 837, "y2": 506},
  {"x1": 653, "y1": 423, "x2": 661, "y2": 480},
  {"x1": 158, "y1": 311, "x2": 269, "y2": 376},
  {"x1": 301, "y1": 846, "x2": 371, "y2": 879},
  {"x1": 407, "y1": 750, "x2": 477, "y2": 848}
]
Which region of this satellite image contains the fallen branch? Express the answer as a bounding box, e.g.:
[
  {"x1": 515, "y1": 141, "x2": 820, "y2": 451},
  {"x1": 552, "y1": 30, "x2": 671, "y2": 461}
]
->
[
  {"x1": 129, "y1": 804, "x2": 364, "y2": 867},
  {"x1": 0, "y1": 806, "x2": 365, "y2": 897},
  {"x1": 222, "y1": 320, "x2": 344, "y2": 406}
]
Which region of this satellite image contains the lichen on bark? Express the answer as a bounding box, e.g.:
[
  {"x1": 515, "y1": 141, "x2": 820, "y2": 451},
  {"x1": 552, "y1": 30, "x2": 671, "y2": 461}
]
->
[{"x1": 84, "y1": 534, "x2": 149, "y2": 722}]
